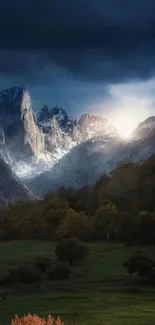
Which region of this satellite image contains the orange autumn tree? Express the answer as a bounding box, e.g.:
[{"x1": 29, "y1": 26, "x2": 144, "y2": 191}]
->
[{"x1": 11, "y1": 314, "x2": 64, "y2": 325}]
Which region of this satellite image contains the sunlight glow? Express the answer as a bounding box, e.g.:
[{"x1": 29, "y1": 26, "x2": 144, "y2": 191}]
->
[
  {"x1": 113, "y1": 113, "x2": 137, "y2": 139},
  {"x1": 104, "y1": 80, "x2": 155, "y2": 139},
  {"x1": 91, "y1": 78, "x2": 155, "y2": 140}
]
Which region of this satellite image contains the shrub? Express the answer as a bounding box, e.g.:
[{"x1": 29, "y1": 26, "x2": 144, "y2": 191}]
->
[
  {"x1": 124, "y1": 251, "x2": 152, "y2": 280},
  {"x1": 11, "y1": 314, "x2": 63, "y2": 325},
  {"x1": 55, "y1": 237, "x2": 87, "y2": 265},
  {"x1": 48, "y1": 262, "x2": 70, "y2": 280},
  {"x1": 7, "y1": 266, "x2": 43, "y2": 284},
  {"x1": 27, "y1": 256, "x2": 52, "y2": 273}
]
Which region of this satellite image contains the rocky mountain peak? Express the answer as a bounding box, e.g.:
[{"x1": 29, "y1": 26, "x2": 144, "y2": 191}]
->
[
  {"x1": 37, "y1": 105, "x2": 50, "y2": 124},
  {"x1": 38, "y1": 105, "x2": 70, "y2": 128},
  {"x1": 51, "y1": 106, "x2": 68, "y2": 126},
  {"x1": 0, "y1": 85, "x2": 122, "y2": 181},
  {"x1": 0, "y1": 85, "x2": 44, "y2": 161},
  {"x1": 0, "y1": 85, "x2": 28, "y2": 108},
  {"x1": 79, "y1": 113, "x2": 117, "y2": 138},
  {"x1": 79, "y1": 113, "x2": 106, "y2": 125},
  {"x1": 133, "y1": 116, "x2": 155, "y2": 139},
  {"x1": 137, "y1": 116, "x2": 155, "y2": 128}
]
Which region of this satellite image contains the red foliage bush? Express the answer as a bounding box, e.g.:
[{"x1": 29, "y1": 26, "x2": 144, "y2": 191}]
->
[{"x1": 11, "y1": 314, "x2": 63, "y2": 325}]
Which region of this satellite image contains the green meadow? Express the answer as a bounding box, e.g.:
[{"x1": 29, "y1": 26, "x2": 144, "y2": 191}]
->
[{"x1": 0, "y1": 241, "x2": 155, "y2": 325}]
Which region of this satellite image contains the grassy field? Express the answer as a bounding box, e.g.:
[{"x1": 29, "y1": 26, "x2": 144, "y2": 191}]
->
[{"x1": 0, "y1": 241, "x2": 155, "y2": 325}]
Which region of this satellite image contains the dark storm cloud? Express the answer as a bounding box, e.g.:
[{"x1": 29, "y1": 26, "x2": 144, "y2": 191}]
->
[{"x1": 1, "y1": 0, "x2": 155, "y2": 83}]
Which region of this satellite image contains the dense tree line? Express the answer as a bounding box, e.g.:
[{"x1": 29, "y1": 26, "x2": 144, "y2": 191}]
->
[{"x1": 2, "y1": 154, "x2": 155, "y2": 243}]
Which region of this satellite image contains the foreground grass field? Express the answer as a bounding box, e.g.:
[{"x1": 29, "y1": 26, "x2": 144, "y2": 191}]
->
[{"x1": 0, "y1": 241, "x2": 155, "y2": 325}]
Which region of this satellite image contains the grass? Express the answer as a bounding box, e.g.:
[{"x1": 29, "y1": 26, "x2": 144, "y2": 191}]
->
[{"x1": 0, "y1": 241, "x2": 155, "y2": 325}]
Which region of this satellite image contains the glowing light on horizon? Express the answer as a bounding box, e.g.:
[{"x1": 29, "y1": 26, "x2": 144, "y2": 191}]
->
[
  {"x1": 112, "y1": 112, "x2": 137, "y2": 139},
  {"x1": 90, "y1": 79, "x2": 155, "y2": 139}
]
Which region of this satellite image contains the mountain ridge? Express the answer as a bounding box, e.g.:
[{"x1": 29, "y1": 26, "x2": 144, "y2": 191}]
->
[
  {"x1": 0, "y1": 85, "x2": 118, "y2": 179},
  {"x1": 25, "y1": 112, "x2": 155, "y2": 196},
  {"x1": 0, "y1": 85, "x2": 155, "y2": 199}
]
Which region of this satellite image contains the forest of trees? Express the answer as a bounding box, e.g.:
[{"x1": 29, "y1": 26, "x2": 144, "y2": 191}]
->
[{"x1": 1, "y1": 154, "x2": 155, "y2": 244}]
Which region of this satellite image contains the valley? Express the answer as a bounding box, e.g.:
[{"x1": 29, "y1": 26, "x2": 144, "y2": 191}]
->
[
  {"x1": 0, "y1": 241, "x2": 155, "y2": 325},
  {"x1": 1, "y1": 2, "x2": 155, "y2": 325},
  {"x1": 0, "y1": 85, "x2": 155, "y2": 325}
]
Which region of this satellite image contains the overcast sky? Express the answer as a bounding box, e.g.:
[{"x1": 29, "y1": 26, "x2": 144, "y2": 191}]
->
[{"x1": 1, "y1": 0, "x2": 155, "y2": 122}]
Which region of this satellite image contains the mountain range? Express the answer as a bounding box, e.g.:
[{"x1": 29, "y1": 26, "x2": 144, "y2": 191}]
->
[{"x1": 0, "y1": 85, "x2": 155, "y2": 200}]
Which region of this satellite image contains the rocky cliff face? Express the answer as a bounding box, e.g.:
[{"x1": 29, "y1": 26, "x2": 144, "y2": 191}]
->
[
  {"x1": 0, "y1": 86, "x2": 44, "y2": 161},
  {"x1": 37, "y1": 106, "x2": 118, "y2": 166},
  {"x1": 78, "y1": 113, "x2": 117, "y2": 139},
  {"x1": 38, "y1": 107, "x2": 117, "y2": 142}
]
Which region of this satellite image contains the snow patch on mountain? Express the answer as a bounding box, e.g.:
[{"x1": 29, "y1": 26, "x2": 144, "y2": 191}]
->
[
  {"x1": 0, "y1": 85, "x2": 136, "y2": 182},
  {"x1": 14, "y1": 147, "x2": 68, "y2": 179}
]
